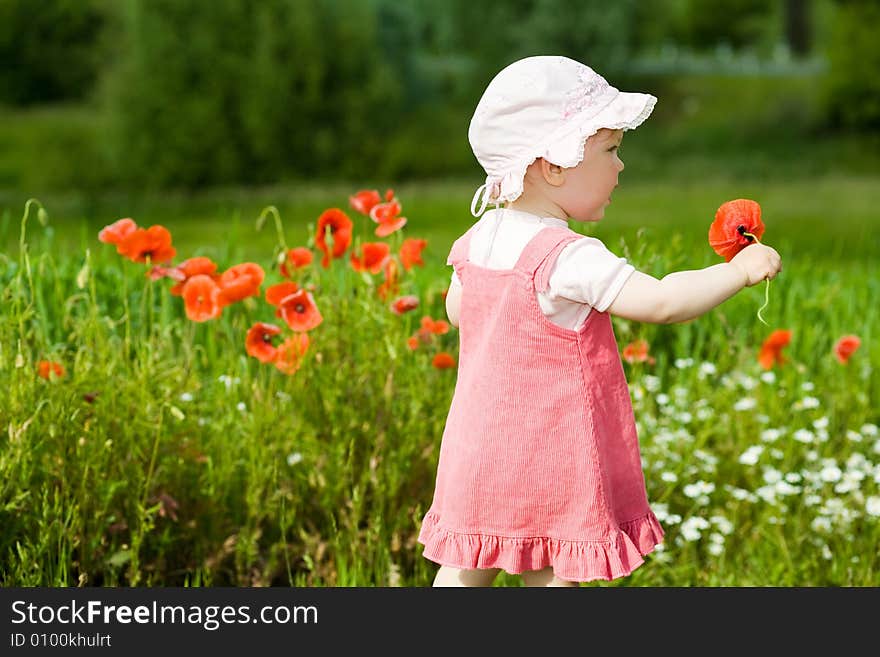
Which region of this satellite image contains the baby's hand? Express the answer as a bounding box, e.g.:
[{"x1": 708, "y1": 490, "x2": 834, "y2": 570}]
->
[{"x1": 730, "y1": 243, "x2": 782, "y2": 287}]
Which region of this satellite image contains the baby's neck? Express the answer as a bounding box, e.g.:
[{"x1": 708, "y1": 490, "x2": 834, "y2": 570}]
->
[{"x1": 504, "y1": 198, "x2": 567, "y2": 222}]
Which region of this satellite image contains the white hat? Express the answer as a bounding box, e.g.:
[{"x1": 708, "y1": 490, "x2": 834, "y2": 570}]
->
[{"x1": 468, "y1": 55, "x2": 657, "y2": 217}]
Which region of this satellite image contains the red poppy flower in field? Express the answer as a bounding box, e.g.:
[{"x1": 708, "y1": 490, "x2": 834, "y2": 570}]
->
[
  {"x1": 315, "y1": 208, "x2": 353, "y2": 268},
  {"x1": 391, "y1": 295, "x2": 419, "y2": 315},
  {"x1": 406, "y1": 336, "x2": 420, "y2": 351},
  {"x1": 37, "y1": 360, "x2": 65, "y2": 380},
  {"x1": 277, "y1": 288, "x2": 323, "y2": 332},
  {"x1": 245, "y1": 322, "x2": 283, "y2": 363},
  {"x1": 377, "y1": 258, "x2": 401, "y2": 301},
  {"x1": 274, "y1": 333, "x2": 310, "y2": 375},
  {"x1": 833, "y1": 335, "x2": 861, "y2": 364},
  {"x1": 400, "y1": 238, "x2": 427, "y2": 271},
  {"x1": 349, "y1": 189, "x2": 382, "y2": 216},
  {"x1": 369, "y1": 199, "x2": 407, "y2": 237},
  {"x1": 708, "y1": 199, "x2": 765, "y2": 262},
  {"x1": 117, "y1": 225, "x2": 177, "y2": 264},
  {"x1": 350, "y1": 242, "x2": 391, "y2": 274},
  {"x1": 164, "y1": 257, "x2": 219, "y2": 294},
  {"x1": 266, "y1": 281, "x2": 299, "y2": 306},
  {"x1": 622, "y1": 339, "x2": 656, "y2": 365},
  {"x1": 420, "y1": 316, "x2": 450, "y2": 337},
  {"x1": 758, "y1": 329, "x2": 792, "y2": 369},
  {"x1": 279, "y1": 247, "x2": 313, "y2": 278},
  {"x1": 217, "y1": 263, "x2": 264, "y2": 305},
  {"x1": 98, "y1": 218, "x2": 138, "y2": 247},
  {"x1": 182, "y1": 274, "x2": 223, "y2": 322},
  {"x1": 432, "y1": 352, "x2": 456, "y2": 369}
]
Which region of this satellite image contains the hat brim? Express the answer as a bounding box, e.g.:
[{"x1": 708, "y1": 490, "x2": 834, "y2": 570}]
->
[{"x1": 542, "y1": 90, "x2": 657, "y2": 169}]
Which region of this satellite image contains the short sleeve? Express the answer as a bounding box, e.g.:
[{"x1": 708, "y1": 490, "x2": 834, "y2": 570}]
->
[{"x1": 545, "y1": 236, "x2": 635, "y2": 312}]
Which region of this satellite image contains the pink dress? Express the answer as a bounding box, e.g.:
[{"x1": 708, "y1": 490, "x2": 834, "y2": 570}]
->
[{"x1": 417, "y1": 224, "x2": 664, "y2": 582}]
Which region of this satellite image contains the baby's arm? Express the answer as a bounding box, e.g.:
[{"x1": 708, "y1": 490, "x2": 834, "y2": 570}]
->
[
  {"x1": 445, "y1": 275, "x2": 462, "y2": 328},
  {"x1": 607, "y1": 243, "x2": 782, "y2": 324}
]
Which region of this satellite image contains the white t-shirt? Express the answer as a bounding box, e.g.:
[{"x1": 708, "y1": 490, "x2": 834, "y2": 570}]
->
[{"x1": 449, "y1": 208, "x2": 635, "y2": 331}]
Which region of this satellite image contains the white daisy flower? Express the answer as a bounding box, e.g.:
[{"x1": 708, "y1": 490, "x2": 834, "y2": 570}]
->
[
  {"x1": 708, "y1": 542, "x2": 724, "y2": 556},
  {"x1": 761, "y1": 428, "x2": 783, "y2": 442},
  {"x1": 811, "y1": 516, "x2": 832, "y2": 532},
  {"x1": 821, "y1": 544, "x2": 833, "y2": 560},
  {"x1": 287, "y1": 452, "x2": 303, "y2": 466},
  {"x1": 861, "y1": 423, "x2": 879, "y2": 437},
  {"x1": 846, "y1": 429, "x2": 862, "y2": 442},
  {"x1": 710, "y1": 515, "x2": 734, "y2": 535},
  {"x1": 643, "y1": 374, "x2": 661, "y2": 392},
  {"x1": 661, "y1": 471, "x2": 678, "y2": 483},
  {"x1": 813, "y1": 416, "x2": 829, "y2": 430},
  {"x1": 763, "y1": 467, "x2": 783, "y2": 484},
  {"x1": 699, "y1": 361, "x2": 717, "y2": 376},
  {"x1": 734, "y1": 397, "x2": 757, "y2": 411},
  {"x1": 866, "y1": 496, "x2": 880, "y2": 517},
  {"x1": 676, "y1": 411, "x2": 693, "y2": 424},
  {"x1": 683, "y1": 481, "x2": 715, "y2": 498},
  {"x1": 179, "y1": 392, "x2": 194, "y2": 402},
  {"x1": 801, "y1": 381, "x2": 815, "y2": 392},
  {"x1": 793, "y1": 428, "x2": 814, "y2": 443},
  {"x1": 236, "y1": 402, "x2": 247, "y2": 412},
  {"x1": 696, "y1": 407, "x2": 713, "y2": 421},
  {"x1": 801, "y1": 396, "x2": 820, "y2": 409},
  {"x1": 760, "y1": 371, "x2": 776, "y2": 384},
  {"x1": 820, "y1": 466, "x2": 842, "y2": 483},
  {"x1": 739, "y1": 445, "x2": 764, "y2": 465},
  {"x1": 674, "y1": 357, "x2": 694, "y2": 369},
  {"x1": 680, "y1": 516, "x2": 710, "y2": 541},
  {"x1": 655, "y1": 393, "x2": 670, "y2": 406},
  {"x1": 770, "y1": 448, "x2": 785, "y2": 459}
]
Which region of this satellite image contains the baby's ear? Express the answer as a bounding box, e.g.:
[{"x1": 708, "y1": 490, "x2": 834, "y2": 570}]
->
[{"x1": 539, "y1": 157, "x2": 564, "y2": 186}]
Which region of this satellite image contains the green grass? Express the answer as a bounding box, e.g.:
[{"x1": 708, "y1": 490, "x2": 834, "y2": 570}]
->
[{"x1": 0, "y1": 174, "x2": 878, "y2": 586}]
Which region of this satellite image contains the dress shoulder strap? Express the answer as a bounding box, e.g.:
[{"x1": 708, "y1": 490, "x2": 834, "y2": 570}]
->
[{"x1": 513, "y1": 226, "x2": 584, "y2": 293}]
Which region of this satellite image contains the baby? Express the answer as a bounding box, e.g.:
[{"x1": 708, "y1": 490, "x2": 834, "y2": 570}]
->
[{"x1": 418, "y1": 56, "x2": 782, "y2": 587}]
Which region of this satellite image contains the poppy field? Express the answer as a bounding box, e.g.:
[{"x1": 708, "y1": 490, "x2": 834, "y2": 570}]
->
[{"x1": 0, "y1": 176, "x2": 878, "y2": 586}]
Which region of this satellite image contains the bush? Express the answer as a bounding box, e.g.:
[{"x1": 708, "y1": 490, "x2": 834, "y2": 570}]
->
[
  {"x1": 820, "y1": 0, "x2": 880, "y2": 131},
  {"x1": 0, "y1": 0, "x2": 107, "y2": 106}
]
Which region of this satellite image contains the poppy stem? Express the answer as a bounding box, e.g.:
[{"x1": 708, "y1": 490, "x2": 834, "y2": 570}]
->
[{"x1": 740, "y1": 229, "x2": 771, "y2": 326}]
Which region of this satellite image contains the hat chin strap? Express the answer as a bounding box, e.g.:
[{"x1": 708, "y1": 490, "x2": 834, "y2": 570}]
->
[{"x1": 470, "y1": 180, "x2": 501, "y2": 217}]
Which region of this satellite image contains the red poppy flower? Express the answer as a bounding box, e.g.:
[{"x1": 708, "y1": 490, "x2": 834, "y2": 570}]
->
[
  {"x1": 279, "y1": 247, "x2": 313, "y2": 278},
  {"x1": 245, "y1": 322, "x2": 283, "y2": 363},
  {"x1": 432, "y1": 352, "x2": 456, "y2": 369},
  {"x1": 182, "y1": 274, "x2": 223, "y2": 322},
  {"x1": 98, "y1": 218, "x2": 138, "y2": 247},
  {"x1": 266, "y1": 281, "x2": 299, "y2": 306},
  {"x1": 758, "y1": 329, "x2": 792, "y2": 369},
  {"x1": 708, "y1": 199, "x2": 765, "y2": 262},
  {"x1": 400, "y1": 238, "x2": 427, "y2": 271},
  {"x1": 419, "y1": 316, "x2": 450, "y2": 337},
  {"x1": 217, "y1": 263, "x2": 264, "y2": 305},
  {"x1": 117, "y1": 225, "x2": 177, "y2": 264},
  {"x1": 349, "y1": 190, "x2": 382, "y2": 216},
  {"x1": 37, "y1": 360, "x2": 65, "y2": 380},
  {"x1": 384, "y1": 188, "x2": 395, "y2": 201},
  {"x1": 833, "y1": 335, "x2": 861, "y2": 364},
  {"x1": 406, "y1": 336, "x2": 420, "y2": 351},
  {"x1": 315, "y1": 208, "x2": 353, "y2": 268},
  {"x1": 369, "y1": 199, "x2": 407, "y2": 237},
  {"x1": 390, "y1": 295, "x2": 420, "y2": 315},
  {"x1": 164, "y1": 257, "x2": 219, "y2": 294},
  {"x1": 350, "y1": 242, "x2": 391, "y2": 274},
  {"x1": 277, "y1": 288, "x2": 323, "y2": 332},
  {"x1": 274, "y1": 333, "x2": 310, "y2": 375},
  {"x1": 622, "y1": 339, "x2": 655, "y2": 365},
  {"x1": 377, "y1": 258, "x2": 401, "y2": 301}
]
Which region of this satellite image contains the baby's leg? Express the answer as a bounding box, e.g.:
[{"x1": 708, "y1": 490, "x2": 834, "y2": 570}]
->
[
  {"x1": 432, "y1": 565, "x2": 502, "y2": 587},
  {"x1": 520, "y1": 566, "x2": 579, "y2": 587}
]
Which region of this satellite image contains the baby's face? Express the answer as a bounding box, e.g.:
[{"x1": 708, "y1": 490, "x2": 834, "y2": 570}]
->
[{"x1": 556, "y1": 128, "x2": 624, "y2": 223}]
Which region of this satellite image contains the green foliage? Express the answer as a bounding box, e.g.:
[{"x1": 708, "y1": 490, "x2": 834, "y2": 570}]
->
[
  {"x1": 101, "y1": 0, "x2": 403, "y2": 189},
  {"x1": 0, "y1": 0, "x2": 107, "y2": 106},
  {"x1": 820, "y1": 0, "x2": 880, "y2": 131},
  {"x1": 0, "y1": 177, "x2": 878, "y2": 585}
]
